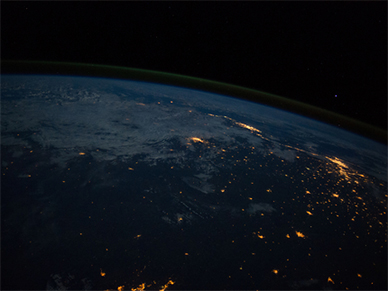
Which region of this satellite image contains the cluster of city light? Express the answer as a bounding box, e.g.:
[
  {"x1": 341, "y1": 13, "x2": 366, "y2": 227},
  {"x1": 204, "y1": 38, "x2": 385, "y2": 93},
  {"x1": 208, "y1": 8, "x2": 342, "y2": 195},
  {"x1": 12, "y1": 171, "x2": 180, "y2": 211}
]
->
[
  {"x1": 234, "y1": 121, "x2": 262, "y2": 134},
  {"x1": 186, "y1": 137, "x2": 206, "y2": 144},
  {"x1": 100, "y1": 268, "x2": 175, "y2": 291}
]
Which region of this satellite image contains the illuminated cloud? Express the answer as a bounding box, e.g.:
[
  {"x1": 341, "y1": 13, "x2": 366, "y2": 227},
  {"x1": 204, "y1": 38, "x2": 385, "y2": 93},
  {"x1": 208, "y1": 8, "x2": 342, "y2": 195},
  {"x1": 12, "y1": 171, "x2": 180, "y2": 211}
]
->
[
  {"x1": 181, "y1": 176, "x2": 215, "y2": 194},
  {"x1": 246, "y1": 203, "x2": 276, "y2": 214}
]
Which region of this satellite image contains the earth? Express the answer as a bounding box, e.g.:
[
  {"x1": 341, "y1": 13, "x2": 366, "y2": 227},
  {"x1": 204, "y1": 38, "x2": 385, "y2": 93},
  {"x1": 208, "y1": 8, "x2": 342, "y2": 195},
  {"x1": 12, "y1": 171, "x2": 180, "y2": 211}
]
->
[{"x1": 1, "y1": 74, "x2": 387, "y2": 290}]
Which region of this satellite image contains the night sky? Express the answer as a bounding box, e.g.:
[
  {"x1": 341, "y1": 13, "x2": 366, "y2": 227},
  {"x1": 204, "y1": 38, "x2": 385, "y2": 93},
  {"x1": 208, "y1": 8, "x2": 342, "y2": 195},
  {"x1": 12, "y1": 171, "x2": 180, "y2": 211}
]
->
[{"x1": 2, "y1": 1, "x2": 387, "y2": 132}]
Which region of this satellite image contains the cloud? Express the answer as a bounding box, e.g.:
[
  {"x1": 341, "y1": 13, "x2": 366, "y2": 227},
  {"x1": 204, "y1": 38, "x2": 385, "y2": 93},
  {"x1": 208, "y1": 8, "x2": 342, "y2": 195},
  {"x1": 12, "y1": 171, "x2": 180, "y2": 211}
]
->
[{"x1": 246, "y1": 203, "x2": 276, "y2": 214}]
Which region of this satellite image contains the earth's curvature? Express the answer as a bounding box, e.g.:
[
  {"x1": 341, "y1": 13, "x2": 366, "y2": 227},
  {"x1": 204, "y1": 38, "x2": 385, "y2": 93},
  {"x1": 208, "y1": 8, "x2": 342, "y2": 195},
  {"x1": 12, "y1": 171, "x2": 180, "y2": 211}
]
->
[{"x1": 1, "y1": 74, "x2": 387, "y2": 290}]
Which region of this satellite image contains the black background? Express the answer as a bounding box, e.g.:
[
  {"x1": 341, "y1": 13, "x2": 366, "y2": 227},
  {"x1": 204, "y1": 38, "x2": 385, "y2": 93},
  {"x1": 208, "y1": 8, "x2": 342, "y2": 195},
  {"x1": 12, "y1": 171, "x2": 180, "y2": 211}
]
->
[{"x1": 2, "y1": 1, "x2": 387, "y2": 131}]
